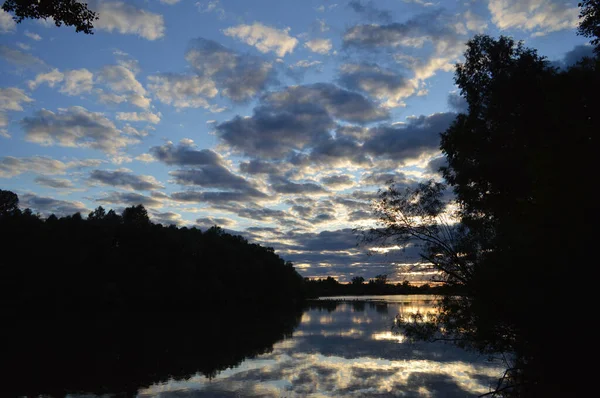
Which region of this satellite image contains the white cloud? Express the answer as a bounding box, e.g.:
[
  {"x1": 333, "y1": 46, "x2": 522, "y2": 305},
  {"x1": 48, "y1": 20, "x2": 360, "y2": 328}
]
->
[
  {"x1": 148, "y1": 74, "x2": 218, "y2": 108},
  {"x1": 0, "y1": 9, "x2": 16, "y2": 33},
  {"x1": 223, "y1": 22, "x2": 298, "y2": 57},
  {"x1": 0, "y1": 87, "x2": 34, "y2": 111},
  {"x1": 99, "y1": 64, "x2": 145, "y2": 95},
  {"x1": 95, "y1": 1, "x2": 165, "y2": 40},
  {"x1": 24, "y1": 30, "x2": 42, "y2": 41},
  {"x1": 28, "y1": 69, "x2": 65, "y2": 90},
  {"x1": 22, "y1": 106, "x2": 138, "y2": 154},
  {"x1": 160, "y1": 0, "x2": 180, "y2": 4},
  {"x1": 116, "y1": 111, "x2": 161, "y2": 124},
  {"x1": 97, "y1": 90, "x2": 127, "y2": 105},
  {"x1": 304, "y1": 38, "x2": 333, "y2": 54},
  {"x1": 60, "y1": 69, "x2": 94, "y2": 95},
  {"x1": 0, "y1": 155, "x2": 102, "y2": 178},
  {"x1": 488, "y1": 0, "x2": 579, "y2": 36}
]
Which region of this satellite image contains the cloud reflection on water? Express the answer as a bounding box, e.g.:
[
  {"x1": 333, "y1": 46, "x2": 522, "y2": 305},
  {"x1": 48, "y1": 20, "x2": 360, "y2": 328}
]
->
[{"x1": 139, "y1": 296, "x2": 504, "y2": 397}]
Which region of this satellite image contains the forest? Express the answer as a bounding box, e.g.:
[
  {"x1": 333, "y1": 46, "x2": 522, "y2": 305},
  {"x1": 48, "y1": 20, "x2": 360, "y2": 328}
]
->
[{"x1": 0, "y1": 192, "x2": 306, "y2": 316}]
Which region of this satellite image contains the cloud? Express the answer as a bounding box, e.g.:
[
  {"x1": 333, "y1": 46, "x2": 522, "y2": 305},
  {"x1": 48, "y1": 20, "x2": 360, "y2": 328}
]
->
[
  {"x1": 554, "y1": 44, "x2": 596, "y2": 69},
  {"x1": 363, "y1": 112, "x2": 456, "y2": 162},
  {"x1": 60, "y1": 69, "x2": 94, "y2": 95},
  {"x1": 21, "y1": 106, "x2": 138, "y2": 154},
  {"x1": 169, "y1": 167, "x2": 260, "y2": 193},
  {"x1": 171, "y1": 190, "x2": 266, "y2": 204},
  {"x1": 20, "y1": 193, "x2": 88, "y2": 216},
  {"x1": 185, "y1": 38, "x2": 277, "y2": 102},
  {"x1": 99, "y1": 64, "x2": 145, "y2": 95},
  {"x1": 270, "y1": 177, "x2": 327, "y2": 194},
  {"x1": 89, "y1": 169, "x2": 164, "y2": 191},
  {"x1": 223, "y1": 22, "x2": 298, "y2": 57},
  {"x1": 148, "y1": 73, "x2": 217, "y2": 109},
  {"x1": 0, "y1": 9, "x2": 16, "y2": 32},
  {"x1": 196, "y1": 215, "x2": 235, "y2": 229},
  {"x1": 0, "y1": 45, "x2": 44, "y2": 67},
  {"x1": 426, "y1": 156, "x2": 447, "y2": 175},
  {"x1": 25, "y1": 30, "x2": 42, "y2": 41},
  {"x1": 160, "y1": 0, "x2": 180, "y2": 4},
  {"x1": 320, "y1": 174, "x2": 356, "y2": 189},
  {"x1": 447, "y1": 91, "x2": 467, "y2": 113},
  {"x1": 217, "y1": 83, "x2": 387, "y2": 160},
  {"x1": 0, "y1": 87, "x2": 34, "y2": 111},
  {"x1": 488, "y1": 0, "x2": 579, "y2": 36},
  {"x1": 348, "y1": 0, "x2": 392, "y2": 23},
  {"x1": 94, "y1": 1, "x2": 165, "y2": 40},
  {"x1": 152, "y1": 211, "x2": 185, "y2": 226},
  {"x1": 338, "y1": 63, "x2": 416, "y2": 107},
  {"x1": 116, "y1": 111, "x2": 161, "y2": 124},
  {"x1": 0, "y1": 156, "x2": 102, "y2": 178},
  {"x1": 34, "y1": 176, "x2": 75, "y2": 189},
  {"x1": 150, "y1": 139, "x2": 224, "y2": 166},
  {"x1": 96, "y1": 191, "x2": 164, "y2": 208},
  {"x1": 28, "y1": 69, "x2": 65, "y2": 90},
  {"x1": 305, "y1": 38, "x2": 332, "y2": 54}
]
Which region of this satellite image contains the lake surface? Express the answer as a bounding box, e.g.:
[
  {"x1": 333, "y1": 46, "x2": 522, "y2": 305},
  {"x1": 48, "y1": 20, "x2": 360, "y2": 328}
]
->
[{"x1": 138, "y1": 295, "x2": 504, "y2": 397}]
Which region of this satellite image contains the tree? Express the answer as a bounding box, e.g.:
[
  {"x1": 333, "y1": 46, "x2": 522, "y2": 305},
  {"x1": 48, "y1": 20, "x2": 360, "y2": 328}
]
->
[
  {"x1": 367, "y1": 34, "x2": 596, "y2": 396},
  {"x1": 122, "y1": 204, "x2": 150, "y2": 226},
  {"x1": 578, "y1": 0, "x2": 600, "y2": 52},
  {"x1": 0, "y1": 189, "x2": 19, "y2": 217},
  {"x1": 2, "y1": 0, "x2": 98, "y2": 34},
  {"x1": 88, "y1": 206, "x2": 106, "y2": 222},
  {"x1": 351, "y1": 276, "x2": 365, "y2": 285}
]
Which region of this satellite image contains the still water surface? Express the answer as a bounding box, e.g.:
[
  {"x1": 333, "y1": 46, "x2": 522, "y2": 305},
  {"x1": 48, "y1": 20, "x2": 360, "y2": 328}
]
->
[{"x1": 140, "y1": 295, "x2": 504, "y2": 397}]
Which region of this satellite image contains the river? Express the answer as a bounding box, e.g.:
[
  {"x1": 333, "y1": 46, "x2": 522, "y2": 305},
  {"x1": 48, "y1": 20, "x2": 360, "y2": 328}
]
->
[{"x1": 137, "y1": 295, "x2": 504, "y2": 397}]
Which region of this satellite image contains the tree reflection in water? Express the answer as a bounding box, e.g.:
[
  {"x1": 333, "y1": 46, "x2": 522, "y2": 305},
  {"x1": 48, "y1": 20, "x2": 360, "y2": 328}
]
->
[{"x1": 1, "y1": 306, "x2": 303, "y2": 397}]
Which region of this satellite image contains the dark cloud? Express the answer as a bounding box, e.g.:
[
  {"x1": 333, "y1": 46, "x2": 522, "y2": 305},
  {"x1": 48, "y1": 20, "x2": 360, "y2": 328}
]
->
[
  {"x1": 270, "y1": 177, "x2": 327, "y2": 194},
  {"x1": 343, "y1": 10, "x2": 460, "y2": 50},
  {"x1": 89, "y1": 169, "x2": 164, "y2": 191},
  {"x1": 169, "y1": 167, "x2": 263, "y2": 196},
  {"x1": 21, "y1": 106, "x2": 137, "y2": 155},
  {"x1": 348, "y1": 0, "x2": 392, "y2": 23},
  {"x1": 320, "y1": 174, "x2": 355, "y2": 188},
  {"x1": 426, "y1": 156, "x2": 447, "y2": 174},
  {"x1": 239, "y1": 159, "x2": 283, "y2": 175},
  {"x1": 34, "y1": 176, "x2": 75, "y2": 189},
  {"x1": 150, "y1": 140, "x2": 223, "y2": 166},
  {"x1": 309, "y1": 134, "x2": 371, "y2": 166},
  {"x1": 151, "y1": 211, "x2": 184, "y2": 226},
  {"x1": 347, "y1": 210, "x2": 373, "y2": 221},
  {"x1": 96, "y1": 191, "x2": 163, "y2": 208},
  {"x1": 20, "y1": 193, "x2": 87, "y2": 217},
  {"x1": 186, "y1": 38, "x2": 277, "y2": 102},
  {"x1": 363, "y1": 112, "x2": 456, "y2": 162},
  {"x1": 360, "y1": 171, "x2": 413, "y2": 187},
  {"x1": 195, "y1": 216, "x2": 235, "y2": 230},
  {"x1": 337, "y1": 63, "x2": 414, "y2": 104},
  {"x1": 447, "y1": 91, "x2": 468, "y2": 113},
  {"x1": 171, "y1": 190, "x2": 266, "y2": 204},
  {"x1": 216, "y1": 83, "x2": 387, "y2": 159},
  {"x1": 552, "y1": 44, "x2": 595, "y2": 69}
]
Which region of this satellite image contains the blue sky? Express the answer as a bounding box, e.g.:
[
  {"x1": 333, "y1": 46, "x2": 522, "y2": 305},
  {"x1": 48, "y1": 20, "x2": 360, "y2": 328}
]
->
[{"x1": 0, "y1": 0, "x2": 591, "y2": 282}]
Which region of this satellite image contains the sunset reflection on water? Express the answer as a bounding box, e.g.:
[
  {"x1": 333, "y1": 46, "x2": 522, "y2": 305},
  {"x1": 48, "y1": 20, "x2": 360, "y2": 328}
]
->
[{"x1": 139, "y1": 295, "x2": 503, "y2": 397}]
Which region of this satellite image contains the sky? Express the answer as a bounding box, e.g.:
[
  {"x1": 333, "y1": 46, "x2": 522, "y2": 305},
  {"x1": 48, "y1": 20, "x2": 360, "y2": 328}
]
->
[{"x1": 0, "y1": 0, "x2": 592, "y2": 283}]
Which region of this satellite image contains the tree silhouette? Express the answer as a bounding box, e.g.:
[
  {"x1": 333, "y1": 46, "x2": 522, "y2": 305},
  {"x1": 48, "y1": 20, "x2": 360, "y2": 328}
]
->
[
  {"x1": 365, "y1": 32, "x2": 597, "y2": 396},
  {"x1": 0, "y1": 189, "x2": 19, "y2": 217},
  {"x1": 578, "y1": 0, "x2": 600, "y2": 52},
  {"x1": 2, "y1": 0, "x2": 98, "y2": 34}
]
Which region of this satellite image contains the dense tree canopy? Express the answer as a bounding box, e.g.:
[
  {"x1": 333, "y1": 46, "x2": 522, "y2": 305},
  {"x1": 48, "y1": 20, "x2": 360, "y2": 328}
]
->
[
  {"x1": 0, "y1": 193, "x2": 305, "y2": 316},
  {"x1": 2, "y1": 0, "x2": 98, "y2": 34},
  {"x1": 366, "y1": 31, "x2": 597, "y2": 397}
]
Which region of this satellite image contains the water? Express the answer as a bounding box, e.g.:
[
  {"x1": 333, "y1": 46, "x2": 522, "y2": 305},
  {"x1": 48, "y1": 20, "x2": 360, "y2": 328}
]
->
[{"x1": 138, "y1": 295, "x2": 504, "y2": 397}]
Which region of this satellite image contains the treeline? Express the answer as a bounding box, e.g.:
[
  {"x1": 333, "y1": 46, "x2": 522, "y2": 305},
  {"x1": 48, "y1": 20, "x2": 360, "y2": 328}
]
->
[
  {"x1": 304, "y1": 275, "x2": 458, "y2": 297},
  {"x1": 0, "y1": 190, "x2": 305, "y2": 316}
]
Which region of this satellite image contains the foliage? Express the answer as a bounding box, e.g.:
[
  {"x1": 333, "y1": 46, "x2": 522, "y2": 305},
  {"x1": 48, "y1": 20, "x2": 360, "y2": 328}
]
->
[
  {"x1": 365, "y1": 33, "x2": 597, "y2": 396},
  {"x1": 2, "y1": 0, "x2": 98, "y2": 34},
  {"x1": 578, "y1": 0, "x2": 600, "y2": 52},
  {"x1": 0, "y1": 189, "x2": 19, "y2": 216},
  {"x1": 0, "y1": 194, "x2": 306, "y2": 316}
]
